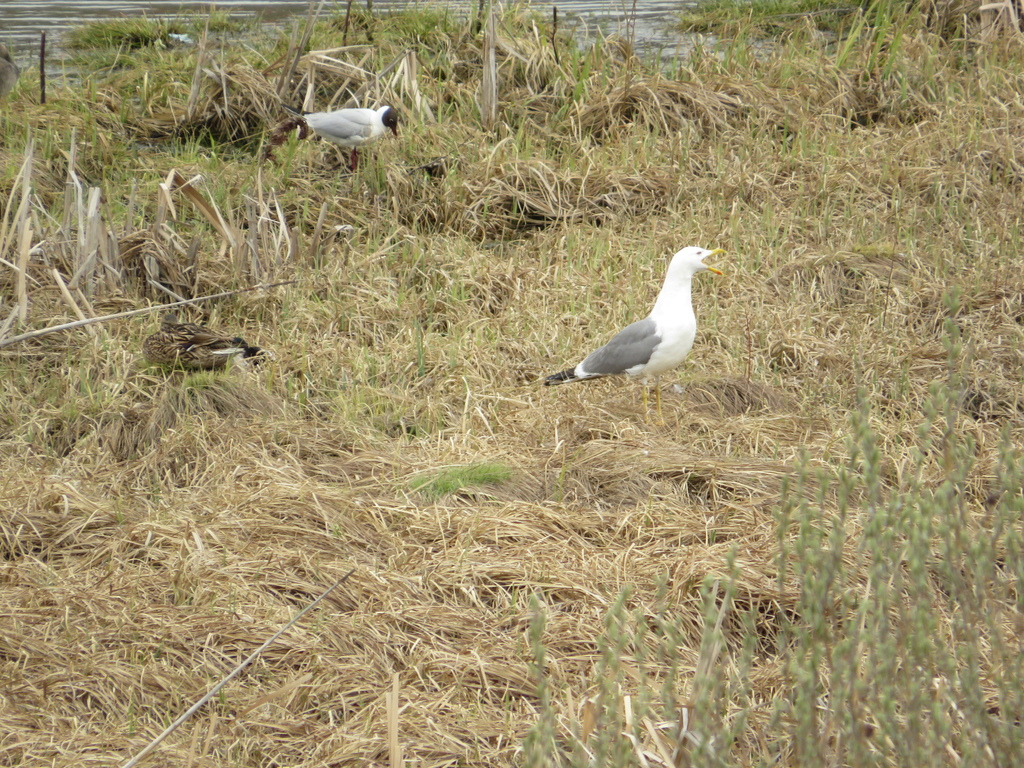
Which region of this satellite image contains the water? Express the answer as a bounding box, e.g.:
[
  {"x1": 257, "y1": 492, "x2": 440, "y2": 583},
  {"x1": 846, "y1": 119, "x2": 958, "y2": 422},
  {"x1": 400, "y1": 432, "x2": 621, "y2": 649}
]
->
[{"x1": 0, "y1": 0, "x2": 699, "y2": 69}]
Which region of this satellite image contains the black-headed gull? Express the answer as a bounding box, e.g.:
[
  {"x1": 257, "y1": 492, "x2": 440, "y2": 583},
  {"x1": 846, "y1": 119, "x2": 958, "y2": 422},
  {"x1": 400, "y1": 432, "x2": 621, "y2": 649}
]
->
[
  {"x1": 545, "y1": 246, "x2": 724, "y2": 422},
  {"x1": 283, "y1": 104, "x2": 399, "y2": 170}
]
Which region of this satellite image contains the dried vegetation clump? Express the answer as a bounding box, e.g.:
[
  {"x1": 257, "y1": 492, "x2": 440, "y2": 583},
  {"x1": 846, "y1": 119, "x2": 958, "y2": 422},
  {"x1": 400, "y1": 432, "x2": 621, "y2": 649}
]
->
[
  {"x1": 576, "y1": 76, "x2": 751, "y2": 137},
  {"x1": 2, "y1": 3, "x2": 1024, "y2": 767}
]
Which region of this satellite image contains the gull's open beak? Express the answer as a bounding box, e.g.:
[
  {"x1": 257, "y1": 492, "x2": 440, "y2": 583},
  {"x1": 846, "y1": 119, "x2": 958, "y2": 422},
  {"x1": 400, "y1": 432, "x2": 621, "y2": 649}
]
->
[{"x1": 706, "y1": 248, "x2": 725, "y2": 274}]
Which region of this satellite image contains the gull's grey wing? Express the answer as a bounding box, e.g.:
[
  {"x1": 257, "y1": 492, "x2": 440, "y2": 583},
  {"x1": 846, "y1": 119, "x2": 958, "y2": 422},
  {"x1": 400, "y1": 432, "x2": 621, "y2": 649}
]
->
[
  {"x1": 579, "y1": 318, "x2": 660, "y2": 376},
  {"x1": 306, "y1": 110, "x2": 374, "y2": 143}
]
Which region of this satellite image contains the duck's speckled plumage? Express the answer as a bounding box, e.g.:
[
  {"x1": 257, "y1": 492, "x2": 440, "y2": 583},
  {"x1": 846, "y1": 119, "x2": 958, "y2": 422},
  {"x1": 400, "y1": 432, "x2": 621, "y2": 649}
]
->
[{"x1": 142, "y1": 312, "x2": 263, "y2": 370}]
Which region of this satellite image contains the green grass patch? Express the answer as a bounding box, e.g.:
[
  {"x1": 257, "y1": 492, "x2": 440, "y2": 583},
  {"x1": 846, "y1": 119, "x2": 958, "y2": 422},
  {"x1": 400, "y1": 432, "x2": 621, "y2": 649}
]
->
[
  {"x1": 410, "y1": 462, "x2": 514, "y2": 499},
  {"x1": 181, "y1": 8, "x2": 257, "y2": 35},
  {"x1": 65, "y1": 16, "x2": 185, "y2": 50},
  {"x1": 679, "y1": 0, "x2": 860, "y2": 35}
]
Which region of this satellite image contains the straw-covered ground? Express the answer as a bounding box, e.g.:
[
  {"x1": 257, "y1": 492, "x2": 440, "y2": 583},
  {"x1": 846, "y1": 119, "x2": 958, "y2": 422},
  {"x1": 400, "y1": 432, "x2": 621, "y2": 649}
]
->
[{"x1": 1, "y1": 3, "x2": 1023, "y2": 766}]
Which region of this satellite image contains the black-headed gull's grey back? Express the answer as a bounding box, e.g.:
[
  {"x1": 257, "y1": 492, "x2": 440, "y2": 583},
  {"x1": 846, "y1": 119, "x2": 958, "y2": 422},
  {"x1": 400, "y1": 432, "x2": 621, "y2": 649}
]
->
[{"x1": 282, "y1": 104, "x2": 399, "y2": 170}]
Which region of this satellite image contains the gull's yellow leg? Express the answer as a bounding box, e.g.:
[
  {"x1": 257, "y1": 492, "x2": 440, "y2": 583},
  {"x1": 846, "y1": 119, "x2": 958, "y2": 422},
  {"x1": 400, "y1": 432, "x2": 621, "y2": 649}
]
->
[
  {"x1": 649, "y1": 376, "x2": 667, "y2": 426},
  {"x1": 642, "y1": 385, "x2": 650, "y2": 424}
]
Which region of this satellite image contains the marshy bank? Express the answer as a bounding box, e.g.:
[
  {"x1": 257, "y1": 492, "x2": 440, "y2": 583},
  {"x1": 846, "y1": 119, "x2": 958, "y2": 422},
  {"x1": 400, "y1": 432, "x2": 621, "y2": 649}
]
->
[{"x1": 1, "y1": 2, "x2": 1024, "y2": 766}]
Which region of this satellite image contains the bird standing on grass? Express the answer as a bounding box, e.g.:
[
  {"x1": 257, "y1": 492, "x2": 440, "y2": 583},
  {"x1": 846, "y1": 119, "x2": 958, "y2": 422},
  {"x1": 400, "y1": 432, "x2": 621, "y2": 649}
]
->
[
  {"x1": 143, "y1": 312, "x2": 264, "y2": 371},
  {"x1": 545, "y1": 246, "x2": 724, "y2": 423},
  {"x1": 0, "y1": 43, "x2": 20, "y2": 99},
  {"x1": 281, "y1": 104, "x2": 399, "y2": 171}
]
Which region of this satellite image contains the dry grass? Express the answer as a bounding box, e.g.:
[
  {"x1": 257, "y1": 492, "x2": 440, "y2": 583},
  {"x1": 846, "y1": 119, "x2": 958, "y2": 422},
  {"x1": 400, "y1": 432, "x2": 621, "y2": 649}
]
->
[{"x1": 1, "y1": 5, "x2": 1024, "y2": 767}]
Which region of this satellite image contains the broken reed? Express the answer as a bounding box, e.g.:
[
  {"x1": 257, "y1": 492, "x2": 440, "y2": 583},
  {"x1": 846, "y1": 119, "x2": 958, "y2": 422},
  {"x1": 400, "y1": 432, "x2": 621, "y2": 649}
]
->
[{"x1": 0, "y1": 141, "x2": 303, "y2": 346}]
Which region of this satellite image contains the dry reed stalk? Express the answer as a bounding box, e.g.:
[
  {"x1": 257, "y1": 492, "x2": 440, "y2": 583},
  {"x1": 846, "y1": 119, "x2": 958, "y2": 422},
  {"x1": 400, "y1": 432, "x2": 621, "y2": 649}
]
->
[
  {"x1": 275, "y1": 20, "x2": 302, "y2": 98},
  {"x1": 301, "y1": 51, "x2": 319, "y2": 109},
  {"x1": 185, "y1": 18, "x2": 210, "y2": 118},
  {"x1": 977, "y1": 0, "x2": 1023, "y2": 38},
  {"x1": 641, "y1": 716, "x2": 679, "y2": 766},
  {"x1": 244, "y1": 181, "x2": 294, "y2": 280},
  {"x1": 401, "y1": 48, "x2": 434, "y2": 122},
  {"x1": 153, "y1": 170, "x2": 177, "y2": 236},
  {"x1": 269, "y1": 191, "x2": 296, "y2": 274},
  {"x1": 338, "y1": 49, "x2": 407, "y2": 110},
  {"x1": 16, "y1": 221, "x2": 30, "y2": 325},
  {"x1": 388, "y1": 672, "x2": 402, "y2": 768},
  {"x1": 307, "y1": 201, "x2": 329, "y2": 266},
  {"x1": 0, "y1": 137, "x2": 34, "y2": 282},
  {"x1": 101, "y1": 221, "x2": 120, "y2": 295},
  {"x1": 244, "y1": 196, "x2": 260, "y2": 280},
  {"x1": 0, "y1": 305, "x2": 17, "y2": 341},
  {"x1": 62, "y1": 128, "x2": 81, "y2": 236},
  {"x1": 671, "y1": 581, "x2": 730, "y2": 763},
  {"x1": 298, "y1": 48, "x2": 370, "y2": 81},
  {"x1": 480, "y1": 5, "x2": 498, "y2": 131},
  {"x1": 66, "y1": 186, "x2": 103, "y2": 295},
  {"x1": 51, "y1": 268, "x2": 95, "y2": 339},
  {"x1": 278, "y1": 0, "x2": 328, "y2": 101},
  {"x1": 165, "y1": 171, "x2": 239, "y2": 255},
  {"x1": 323, "y1": 50, "x2": 373, "y2": 106}
]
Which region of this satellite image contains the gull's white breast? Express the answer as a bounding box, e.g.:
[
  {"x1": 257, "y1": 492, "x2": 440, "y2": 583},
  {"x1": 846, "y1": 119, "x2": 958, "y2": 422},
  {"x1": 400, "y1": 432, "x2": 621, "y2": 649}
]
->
[{"x1": 629, "y1": 314, "x2": 696, "y2": 380}]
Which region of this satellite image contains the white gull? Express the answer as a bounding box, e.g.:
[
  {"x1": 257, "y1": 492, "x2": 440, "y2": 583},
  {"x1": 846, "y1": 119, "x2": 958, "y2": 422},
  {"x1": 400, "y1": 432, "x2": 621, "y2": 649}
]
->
[{"x1": 545, "y1": 246, "x2": 724, "y2": 421}]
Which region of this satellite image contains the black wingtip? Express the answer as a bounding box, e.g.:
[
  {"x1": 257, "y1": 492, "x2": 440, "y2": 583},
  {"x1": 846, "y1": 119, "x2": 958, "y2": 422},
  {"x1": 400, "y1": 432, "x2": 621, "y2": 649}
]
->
[
  {"x1": 544, "y1": 369, "x2": 576, "y2": 386},
  {"x1": 230, "y1": 337, "x2": 265, "y2": 364},
  {"x1": 240, "y1": 345, "x2": 265, "y2": 366}
]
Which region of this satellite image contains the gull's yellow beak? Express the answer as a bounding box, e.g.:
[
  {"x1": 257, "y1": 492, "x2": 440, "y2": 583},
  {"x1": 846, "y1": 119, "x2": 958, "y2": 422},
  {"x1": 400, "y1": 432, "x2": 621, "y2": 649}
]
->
[{"x1": 706, "y1": 248, "x2": 725, "y2": 275}]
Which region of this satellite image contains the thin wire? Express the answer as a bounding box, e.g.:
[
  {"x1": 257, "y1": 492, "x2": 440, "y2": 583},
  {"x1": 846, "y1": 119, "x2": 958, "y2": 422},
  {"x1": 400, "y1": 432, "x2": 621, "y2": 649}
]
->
[{"x1": 120, "y1": 569, "x2": 355, "y2": 768}]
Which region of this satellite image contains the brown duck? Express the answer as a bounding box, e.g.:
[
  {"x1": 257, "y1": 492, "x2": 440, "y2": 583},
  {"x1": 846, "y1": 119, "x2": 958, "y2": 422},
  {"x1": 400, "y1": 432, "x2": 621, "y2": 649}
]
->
[{"x1": 143, "y1": 311, "x2": 263, "y2": 370}]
